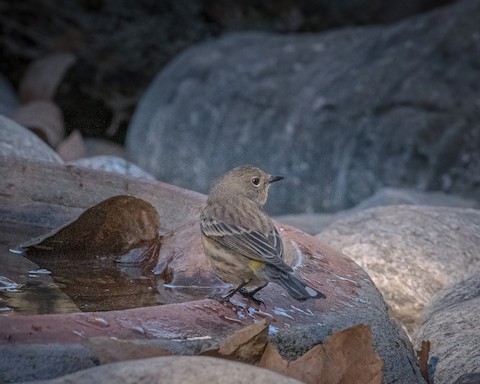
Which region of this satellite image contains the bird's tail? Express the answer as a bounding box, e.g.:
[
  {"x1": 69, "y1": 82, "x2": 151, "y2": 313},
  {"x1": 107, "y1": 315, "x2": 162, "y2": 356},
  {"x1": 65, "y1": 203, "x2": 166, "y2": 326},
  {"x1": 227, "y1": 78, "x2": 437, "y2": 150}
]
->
[{"x1": 276, "y1": 272, "x2": 326, "y2": 301}]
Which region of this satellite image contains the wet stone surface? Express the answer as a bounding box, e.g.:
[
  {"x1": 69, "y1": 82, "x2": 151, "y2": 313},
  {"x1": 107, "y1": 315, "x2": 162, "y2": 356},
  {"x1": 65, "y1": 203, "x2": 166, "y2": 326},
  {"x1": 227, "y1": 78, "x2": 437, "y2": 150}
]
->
[
  {"x1": 0, "y1": 157, "x2": 425, "y2": 383},
  {"x1": 0, "y1": 223, "x2": 216, "y2": 315}
]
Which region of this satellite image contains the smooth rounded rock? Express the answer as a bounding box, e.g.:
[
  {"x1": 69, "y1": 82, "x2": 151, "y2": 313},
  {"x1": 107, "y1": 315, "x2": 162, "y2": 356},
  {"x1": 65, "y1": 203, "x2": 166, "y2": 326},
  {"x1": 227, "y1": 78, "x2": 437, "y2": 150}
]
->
[
  {"x1": 275, "y1": 188, "x2": 479, "y2": 234},
  {"x1": 414, "y1": 272, "x2": 480, "y2": 384},
  {"x1": 317, "y1": 205, "x2": 480, "y2": 335},
  {"x1": 31, "y1": 356, "x2": 303, "y2": 384},
  {"x1": 0, "y1": 344, "x2": 97, "y2": 383},
  {"x1": 0, "y1": 115, "x2": 62, "y2": 162}
]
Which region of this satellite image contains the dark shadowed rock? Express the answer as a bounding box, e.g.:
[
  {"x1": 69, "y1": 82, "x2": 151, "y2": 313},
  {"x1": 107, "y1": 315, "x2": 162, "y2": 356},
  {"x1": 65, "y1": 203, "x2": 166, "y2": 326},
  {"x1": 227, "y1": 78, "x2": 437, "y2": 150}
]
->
[
  {"x1": 453, "y1": 373, "x2": 480, "y2": 384},
  {"x1": 414, "y1": 272, "x2": 480, "y2": 384},
  {"x1": 202, "y1": 0, "x2": 456, "y2": 31},
  {"x1": 127, "y1": 0, "x2": 480, "y2": 215},
  {"x1": 0, "y1": 344, "x2": 98, "y2": 383},
  {"x1": 0, "y1": 73, "x2": 18, "y2": 116},
  {"x1": 317, "y1": 205, "x2": 480, "y2": 335},
  {"x1": 1, "y1": 1, "x2": 454, "y2": 142}
]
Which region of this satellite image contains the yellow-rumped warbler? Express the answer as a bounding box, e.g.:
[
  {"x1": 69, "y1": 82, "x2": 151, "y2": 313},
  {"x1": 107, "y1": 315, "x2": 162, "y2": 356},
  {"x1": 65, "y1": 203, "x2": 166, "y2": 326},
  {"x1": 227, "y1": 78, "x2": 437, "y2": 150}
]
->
[{"x1": 200, "y1": 165, "x2": 326, "y2": 303}]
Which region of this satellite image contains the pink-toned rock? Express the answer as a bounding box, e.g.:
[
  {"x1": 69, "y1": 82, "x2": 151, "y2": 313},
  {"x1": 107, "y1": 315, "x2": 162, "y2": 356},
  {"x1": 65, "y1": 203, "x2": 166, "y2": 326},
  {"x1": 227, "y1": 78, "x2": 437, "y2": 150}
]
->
[
  {"x1": 56, "y1": 130, "x2": 86, "y2": 161},
  {"x1": 0, "y1": 156, "x2": 424, "y2": 383},
  {"x1": 18, "y1": 53, "x2": 76, "y2": 103},
  {"x1": 9, "y1": 100, "x2": 65, "y2": 147}
]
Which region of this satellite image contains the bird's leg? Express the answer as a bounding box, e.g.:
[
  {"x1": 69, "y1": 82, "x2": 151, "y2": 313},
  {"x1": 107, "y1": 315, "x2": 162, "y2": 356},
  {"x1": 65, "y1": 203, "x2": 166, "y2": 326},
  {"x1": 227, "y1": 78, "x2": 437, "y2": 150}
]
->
[
  {"x1": 240, "y1": 283, "x2": 268, "y2": 307},
  {"x1": 220, "y1": 281, "x2": 249, "y2": 302}
]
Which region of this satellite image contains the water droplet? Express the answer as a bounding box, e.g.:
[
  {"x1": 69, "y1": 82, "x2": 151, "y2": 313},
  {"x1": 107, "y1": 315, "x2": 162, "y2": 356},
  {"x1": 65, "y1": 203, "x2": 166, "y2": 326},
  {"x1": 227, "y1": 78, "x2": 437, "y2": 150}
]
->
[
  {"x1": 72, "y1": 330, "x2": 85, "y2": 338},
  {"x1": 268, "y1": 325, "x2": 279, "y2": 335},
  {"x1": 219, "y1": 315, "x2": 243, "y2": 324},
  {"x1": 130, "y1": 326, "x2": 146, "y2": 335},
  {"x1": 290, "y1": 305, "x2": 314, "y2": 316},
  {"x1": 8, "y1": 248, "x2": 25, "y2": 255},
  {"x1": 186, "y1": 335, "x2": 212, "y2": 341},
  {"x1": 272, "y1": 306, "x2": 294, "y2": 320},
  {"x1": 355, "y1": 296, "x2": 370, "y2": 304},
  {"x1": 87, "y1": 316, "x2": 110, "y2": 327},
  {"x1": 28, "y1": 268, "x2": 51, "y2": 275},
  {"x1": 0, "y1": 276, "x2": 22, "y2": 291},
  {"x1": 332, "y1": 273, "x2": 359, "y2": 286}
]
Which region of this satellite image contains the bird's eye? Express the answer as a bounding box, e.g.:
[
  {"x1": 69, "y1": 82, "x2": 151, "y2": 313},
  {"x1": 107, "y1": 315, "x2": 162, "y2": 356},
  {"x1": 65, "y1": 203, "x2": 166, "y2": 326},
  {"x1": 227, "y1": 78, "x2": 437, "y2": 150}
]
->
[{"x1": 251, "y1": 177, "x2": 261, "y2": 186}]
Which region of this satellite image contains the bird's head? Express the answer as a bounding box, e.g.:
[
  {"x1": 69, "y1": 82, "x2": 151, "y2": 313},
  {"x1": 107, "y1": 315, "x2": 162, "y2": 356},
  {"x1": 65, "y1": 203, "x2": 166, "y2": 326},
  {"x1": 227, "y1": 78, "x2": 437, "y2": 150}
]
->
[{"x1": 209, "y1": 165, "x2": 284, "y2": 206}]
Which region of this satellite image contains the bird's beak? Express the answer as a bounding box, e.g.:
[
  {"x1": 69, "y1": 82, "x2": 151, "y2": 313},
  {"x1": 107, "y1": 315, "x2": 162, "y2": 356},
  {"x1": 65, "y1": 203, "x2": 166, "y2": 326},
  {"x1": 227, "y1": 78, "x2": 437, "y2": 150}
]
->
[{"x1": 268, "y1": 175, "x2": 284, "y2": 184}]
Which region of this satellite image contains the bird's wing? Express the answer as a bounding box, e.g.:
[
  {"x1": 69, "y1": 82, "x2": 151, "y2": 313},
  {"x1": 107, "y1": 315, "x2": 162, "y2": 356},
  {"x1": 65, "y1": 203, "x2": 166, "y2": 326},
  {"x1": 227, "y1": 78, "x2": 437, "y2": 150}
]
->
[{"x1": 200, "y1": 214, "x2": 293, "y2": 273}]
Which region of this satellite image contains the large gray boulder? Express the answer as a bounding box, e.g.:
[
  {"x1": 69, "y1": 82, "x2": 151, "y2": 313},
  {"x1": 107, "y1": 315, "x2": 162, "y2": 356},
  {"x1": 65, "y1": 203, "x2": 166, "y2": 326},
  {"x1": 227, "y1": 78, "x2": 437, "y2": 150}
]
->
[
  {"x1": 414, "y1": 272, "x2": 480, "y2": 384},
  {"x1": 127, "y1": 0, "x2": 480, "y2": 215},
  {"x1": 316, "y1": 205, "x2": 480, "y2": 335}
]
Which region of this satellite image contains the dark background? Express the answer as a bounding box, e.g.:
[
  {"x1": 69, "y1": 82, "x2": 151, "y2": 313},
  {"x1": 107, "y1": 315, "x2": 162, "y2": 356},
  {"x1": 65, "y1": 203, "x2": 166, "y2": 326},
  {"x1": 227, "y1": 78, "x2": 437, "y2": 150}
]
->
[{"x1": 0, "y1": 0, "x2": 454, "y2": 145}]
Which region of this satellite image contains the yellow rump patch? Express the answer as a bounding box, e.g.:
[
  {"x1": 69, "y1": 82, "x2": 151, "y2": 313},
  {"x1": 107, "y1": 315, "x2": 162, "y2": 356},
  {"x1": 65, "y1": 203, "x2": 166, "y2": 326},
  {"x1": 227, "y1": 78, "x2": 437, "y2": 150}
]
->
[{"x1": 249, "y1": 260, "x2": 264, "y2": 271}]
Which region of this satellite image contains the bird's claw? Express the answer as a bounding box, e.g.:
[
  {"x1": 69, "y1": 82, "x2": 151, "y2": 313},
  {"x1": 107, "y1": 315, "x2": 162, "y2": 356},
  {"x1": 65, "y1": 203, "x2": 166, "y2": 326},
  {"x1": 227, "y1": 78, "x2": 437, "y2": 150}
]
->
[{"x1": 239, "y1": 288, "x2": 265, "y2": 308}]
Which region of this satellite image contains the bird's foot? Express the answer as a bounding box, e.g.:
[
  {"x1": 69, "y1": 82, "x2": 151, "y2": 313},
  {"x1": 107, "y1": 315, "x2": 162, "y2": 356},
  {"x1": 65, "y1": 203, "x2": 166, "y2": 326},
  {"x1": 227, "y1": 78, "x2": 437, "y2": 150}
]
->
[
  {"x1": 207, "y1": 286, "x2": 240, "y2": 303},
  {"x1": 239, "y1": 288, "x2": 265, "y2": 308}
]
